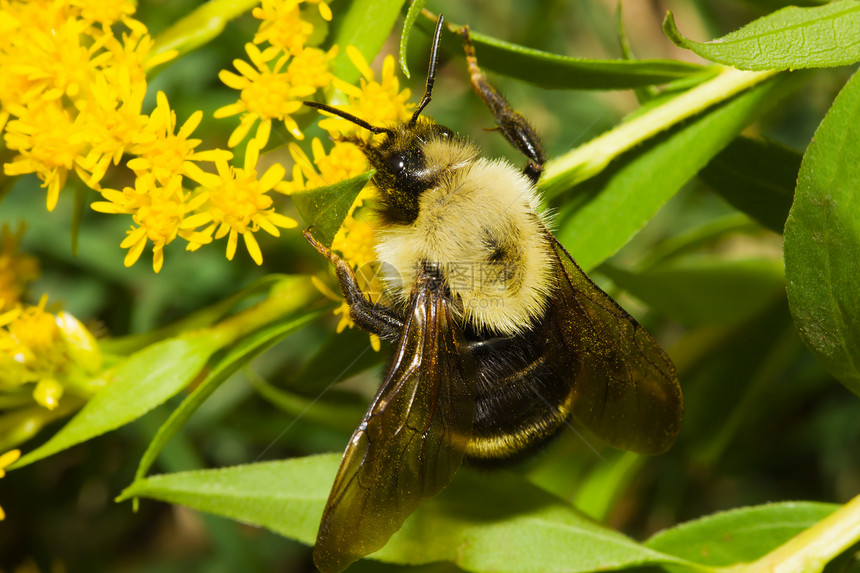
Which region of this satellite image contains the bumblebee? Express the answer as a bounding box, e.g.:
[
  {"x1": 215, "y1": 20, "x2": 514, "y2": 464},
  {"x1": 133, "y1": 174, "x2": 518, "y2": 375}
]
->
[{"x1": 303, "y1": 15, "x2": 683, "y2": 573}]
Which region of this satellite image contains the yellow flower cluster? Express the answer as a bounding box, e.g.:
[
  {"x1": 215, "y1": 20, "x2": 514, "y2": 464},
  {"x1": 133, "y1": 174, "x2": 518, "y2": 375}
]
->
[
  {"x1": 0, "y1": 0, "x2": 302, "y2": 271},
  {"x1": 0, "y1": 226, "x2": 102, "y2": 416},
  {"x1": 216, "y1": 0, "x2": 337, "y2": 148}
]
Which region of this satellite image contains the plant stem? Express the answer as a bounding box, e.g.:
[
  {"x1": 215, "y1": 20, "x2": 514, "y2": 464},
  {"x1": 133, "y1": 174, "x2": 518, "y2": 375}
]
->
[
  {"x1": 541, "y1": 66, "x2": 780, "y2": 198},
  {"x1": 737, "y1": 494, "x2": 860, "y2": 573}
]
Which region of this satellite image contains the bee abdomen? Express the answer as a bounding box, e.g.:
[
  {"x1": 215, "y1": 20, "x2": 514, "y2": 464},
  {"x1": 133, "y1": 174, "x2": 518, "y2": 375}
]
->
[{"x1": 464, "y1": 334, "x2": 576, "y2": 464}]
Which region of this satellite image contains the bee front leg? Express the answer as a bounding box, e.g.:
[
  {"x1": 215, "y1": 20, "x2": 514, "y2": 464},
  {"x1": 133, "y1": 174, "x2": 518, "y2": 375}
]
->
[
  {"x1": 460, "y1": 25, "x2": 547, "y2": 184},
  {"x1": 304, "y1": 229, "x2": 405, "y2": 341}
]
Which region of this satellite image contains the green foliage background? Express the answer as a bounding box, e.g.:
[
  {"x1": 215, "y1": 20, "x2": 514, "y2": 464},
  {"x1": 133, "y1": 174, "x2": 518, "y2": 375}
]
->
[{"x1": 1, "y1": 0, "x2": 859, "y2": 572}]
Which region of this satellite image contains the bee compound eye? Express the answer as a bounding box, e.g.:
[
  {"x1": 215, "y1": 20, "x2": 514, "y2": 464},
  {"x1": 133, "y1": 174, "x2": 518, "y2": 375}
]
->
[{"x1": 387, "y1": 154, "x2": 407, "y2": 175}]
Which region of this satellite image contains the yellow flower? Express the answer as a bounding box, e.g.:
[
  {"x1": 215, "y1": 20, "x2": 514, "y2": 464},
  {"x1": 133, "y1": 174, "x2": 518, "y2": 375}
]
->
[
  {"x1": 75, "y1": 76, "x2": 148, "y2": 187},
  {"x1": 185, "y1": 139, "x2": 297, "y2": 265},
  {"x1": 332, "y1": 213, "x2": 376, "y2": 271},
  {"x1": 0, "y1": 449, "x2": 21, "y2": 520},
  {"x1": 215, "y1": 43, "x2": 318, "y2": 147},
  {"x1": 68, "y1": 0, "x2": 137, "y2": 28},
  {"x1": 304, "y1": 0, "x2": 333, "y2": 22},
  {"x1": 0, "y1": 295, "x2": 103, "y2": 403},
  {"x1": 252, "y1": 0, "x2": 313, "y2": 55},
  {"x1": 281, "y1": 139, "x2": 368, "y2": 193},
  {"x1": 3, "y1": 101, "x2": 87, "y2": 211},
  {"x1": 92, "y1": 174, "x2": 209, "y2": 272},
  {"x1": 288, "y1": 46, "x2": 337, "y2": 93},
  {"x1": 129, "y1": 91, "x2": 231, "y2": 185},
  {"x1": 319, "y1": 46, "x2": 414, "y2": 138}
]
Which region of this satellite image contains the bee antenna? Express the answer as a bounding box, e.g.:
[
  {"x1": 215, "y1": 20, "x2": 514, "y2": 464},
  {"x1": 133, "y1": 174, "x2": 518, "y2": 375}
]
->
[
  {"x1": 410, "y1": 14, "x2": 445, "y2": 124},
  {"x1": 303, "y1": 101, "x2": 392, "y2": 135}
]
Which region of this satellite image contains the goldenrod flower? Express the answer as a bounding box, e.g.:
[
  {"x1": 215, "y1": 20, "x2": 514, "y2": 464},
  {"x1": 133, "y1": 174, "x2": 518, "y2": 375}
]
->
[
  {"x1": 68, "y1": 0, "x2": 137, "y2": 29},
  {"x1": 0, "y1": 295, "x2": 103, "y2": 407},
  {"x1": 304, "y1": 0, "x2": 333, "y2": 22},
  {"x1": 0, "y1": 449, "x2": 21, "y2": 520},
  {"x1": 288, "y1": 46, "x2": 337, "y2": 93},
  {"x1": 319, "y1": 47, "x2": 414, "y2": 137},
  {"x1": 3, "y1": 101, "x2": 87, "y2": 211},
  {"x1": 252, "y1": 0, "x2": 314, "y2": 55},
  {"x1": 185, "y1": 140, "x2": 297, "y2": 265},
  {"x1": 281, "y1": 139, "x2": 368, "y2": 193},
  {"x1": 75, "y1": 76, "x2": 148, "y2": 187},
  {"x1": 92, "y1": 174, "x2": 209, "y2": 272},
  {"x1": 216, "y1": 43, "x2": 317, "y2": 148},
  {"x1": 129, "y1": 91, "x2": 231, "y2": 185}
]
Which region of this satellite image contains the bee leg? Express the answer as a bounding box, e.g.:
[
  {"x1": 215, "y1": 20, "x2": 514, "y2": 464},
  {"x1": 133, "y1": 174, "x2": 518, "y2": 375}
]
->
[
  {"x1": 460, "y1": 25, "x2": 546, "y2": 184},
  {"x1": 303, "y1": 229, "x2": 405, "y2": 341}
]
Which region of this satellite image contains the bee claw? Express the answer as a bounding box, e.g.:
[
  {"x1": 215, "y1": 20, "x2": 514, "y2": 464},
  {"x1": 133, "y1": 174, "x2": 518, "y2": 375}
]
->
[{"x1": 303, "y1": 227, "x2": 339, "y2": 263}]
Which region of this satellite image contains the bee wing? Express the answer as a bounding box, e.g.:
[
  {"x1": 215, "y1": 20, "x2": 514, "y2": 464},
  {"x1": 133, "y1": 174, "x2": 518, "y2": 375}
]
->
[
  {"x1": 313, "y1": 274, "x2": 477, "y2": 573},
  {"x1": 549, "y1": 235, "x2": 683, "y2": 455}
]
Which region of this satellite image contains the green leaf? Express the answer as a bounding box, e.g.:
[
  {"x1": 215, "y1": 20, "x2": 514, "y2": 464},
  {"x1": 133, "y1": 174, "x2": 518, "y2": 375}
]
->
[
  {"x1": 602, "y1": 256, "x2": 785, "y2": 327},
  {"x1": 133, "y1": 310, "x2": 325, "y2": 486},
  {"x1": 663, "y1": 2, "x2": 860, "y2": 71},
  {"x1": 399, "y1": 0, "x2": 428, "y2": 79},
  {"x1": 646, "y1": 502, "x2": 839, "y2": 566},
  {"x1": 414, "y1": 16, "x2": 709, "y2": 90},
  {"x1": 12, "y1": 332, "x2": 223, "y2": 469},
  {"x1": 150, "y1": 0, "x2": 259, "y2": 63},
  {"x1": 330, "y1": 0, "x2": 407, "y2": 85},
  {"x1": 784, "y1": 70, "x2": 860, "y2": 397},
  {"x1": 118, "y1": 456, "x2": 334, "y2": 547},
  {"x1": 290, "y1": 171, "x2": 373, "y2": 247},
  {"x1": 120, "y1": 457, "x2": 692, "y2": 573},
  {"x1": 739, "y1": 0, "x2": 830, "y2": 11},
  {"x1": 553, "y1": 72, "x2": 805, "y2": 273},
  {"x1": 699, "y1": 136, "x2": 801, "y2": 233}
]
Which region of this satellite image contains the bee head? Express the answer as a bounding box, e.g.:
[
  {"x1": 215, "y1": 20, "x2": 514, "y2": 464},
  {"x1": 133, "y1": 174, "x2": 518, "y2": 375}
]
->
[{"x1": 303, "y1": 15, "x2": 452, "y2": 224}]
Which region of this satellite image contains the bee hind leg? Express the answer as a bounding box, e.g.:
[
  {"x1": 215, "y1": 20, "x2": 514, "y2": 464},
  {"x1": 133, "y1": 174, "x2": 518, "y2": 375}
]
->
[
  {"x1": 460, "y1": 25, "x2": 546, "y2": 184},
  {"x1": 303, "y1": 228, "x2": 405, "y2": 341}
]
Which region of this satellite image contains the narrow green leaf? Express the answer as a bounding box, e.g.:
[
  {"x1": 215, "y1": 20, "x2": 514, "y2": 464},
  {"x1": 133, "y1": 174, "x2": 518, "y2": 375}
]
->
[
  {"x1": 399, "y1": 0, "x2": 428, "y2": 79},
  {"x1": 330, "y1": 0, "x2": 407, "y2": 85},
  {"x1": 413, "y1": 16, "x2": 709, "y2": 90},
  {"x1": 663, "y1": 2, "x2": 860, "y2": 71},
  {"x1": 120, "y1": 457, "x2": 693, "y2": 573},
  {"x1": 133, "y1": 310, "x2": 325, "y2": 485},
  {"x1": 12, "y1": 332, "x2": 222, "y2": 469},
  {"x1": 739, "y1": 0, "x2": 830, "y2": 11},
  {"x1": 699, "y1": 136, "x2": 800, "y2": 233},
  {"x1": 554, "y1": 72, "x2": 805, "y2": 272},
  {"x1": 150, "y1": 0, "x2": 259, "y2": 63},
  {"x1": 602, "y1": 256, "x2": 785, "y2": 327},
  {"x1": 616, "y1": 1, "x2": 658, "y2": 103},
  {"x1": 646, "y1": 502, "x2": 839, "y2": 566},
  {"x1": 784, "y1": 70, "x2": 860, "y2": 397},
  {"x1": 290, "y1": 171, "x2": 373, "y2": 247}
]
